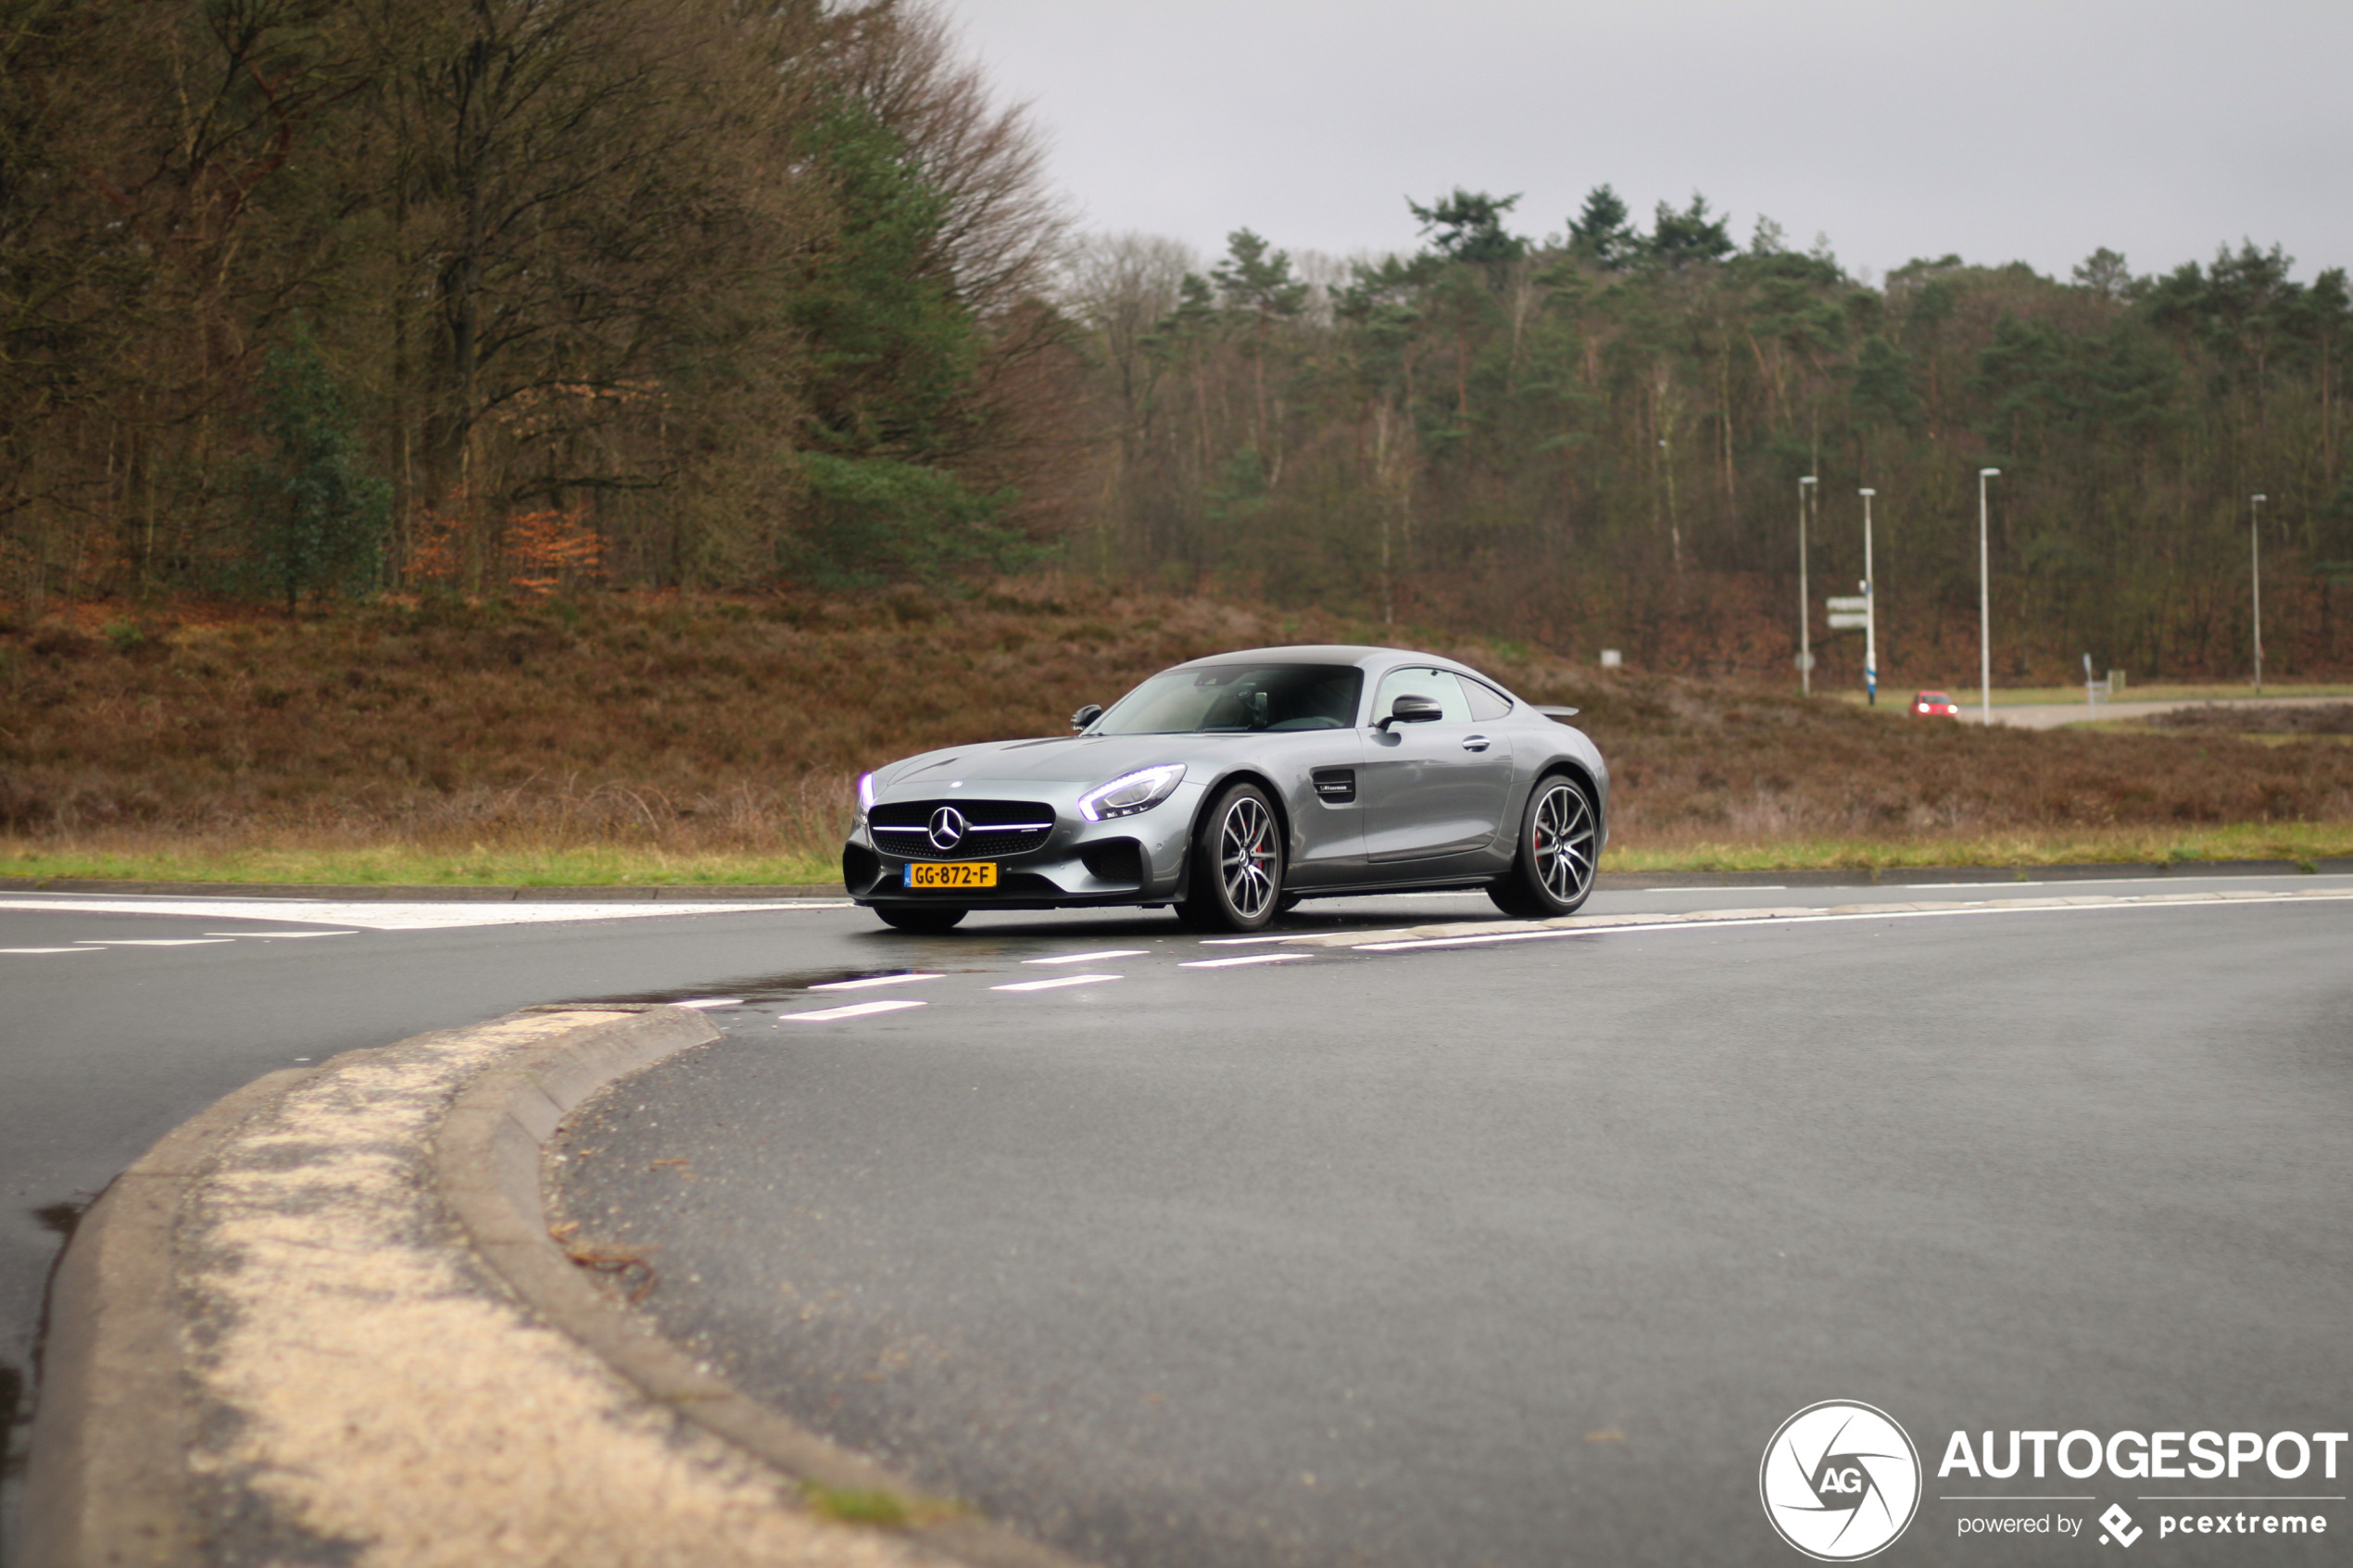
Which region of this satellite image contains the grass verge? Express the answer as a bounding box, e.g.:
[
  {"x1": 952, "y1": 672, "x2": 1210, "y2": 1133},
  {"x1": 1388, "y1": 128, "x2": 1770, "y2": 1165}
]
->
[
  {"x1": 798, "y1": 1482, "x2": 960, "y2": 1530},
  {"x1": 1600, "y1": 822, "x2": 2353, "y2": 875},
  {"x1": 0, "y1": 837, "x2": 841, "y2": 887}
]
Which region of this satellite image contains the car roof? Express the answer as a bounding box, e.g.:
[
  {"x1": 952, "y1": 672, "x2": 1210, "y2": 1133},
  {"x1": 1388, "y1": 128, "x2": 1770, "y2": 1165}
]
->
[{"x1": 1167, "y1": 645, "x2": 1474, "y2": 673}]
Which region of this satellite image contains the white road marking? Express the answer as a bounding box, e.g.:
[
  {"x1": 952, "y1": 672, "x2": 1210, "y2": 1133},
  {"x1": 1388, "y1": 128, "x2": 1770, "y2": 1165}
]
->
[
  {"x1": 1180, "y1": 952, "x2": 1314, "y2": 968},
  {"x1": 991, "y1": 973, "x2": 1123, "y2": 992},
  {"x1": 1023, "y1": 949, "x2": 1146, "y2": 965},
  {"x1": 673, "y1": 997, "x2": 745, "y2": 1010},
  {"x1": 0, "y1": 947, "x2": 100, "y2": 955},
  {"x1": 0, "y1": 896, "x2": 845, "y2": 931},
  {"x1": 1644, "y1": 884, "x2": 1786, "y2": 892},
  {"x1": 808, "y1": 972, "x2": 944, "y2": 992},
  {"x1": 1196, "y1": 935, "x2": 1294, "y2": 946},
  {"x1": 778, "y1": 998, "x2": 928, "y2": 1022},
  {"x1": 74, "y1": 938, "x2": 234, "y2": 947},
  {"x1": 204, "y1": 930, "x2": 359, "y2": 938}
]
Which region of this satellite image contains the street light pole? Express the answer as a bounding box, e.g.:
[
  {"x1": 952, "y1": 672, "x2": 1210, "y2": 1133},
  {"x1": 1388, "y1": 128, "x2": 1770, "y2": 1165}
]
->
[
  {"x1": 1978, "y1": 468, "x2": 2000, "y2": 725},
  {"x1": 1798, "y1": 475, "x2": 1818, "y2": 696},
  {"x1": 1859, "y1": 487, "x2": 1878, "y2": 706},
  {"x1": 2251, "y1": 493, "x2": 2267, "y2": 694}
]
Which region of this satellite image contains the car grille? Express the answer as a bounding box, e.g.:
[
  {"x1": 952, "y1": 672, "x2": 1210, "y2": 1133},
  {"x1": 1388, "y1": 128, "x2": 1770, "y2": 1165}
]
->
[{"x1": 870, "y1": 798, "x2": 1058, "y2": 859}]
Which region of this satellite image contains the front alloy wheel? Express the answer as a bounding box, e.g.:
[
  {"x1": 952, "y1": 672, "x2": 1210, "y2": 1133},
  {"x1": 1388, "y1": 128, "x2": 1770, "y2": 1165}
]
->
[
  {"x1": 1177, "y1": 783, "x2": 1284, "y2": 932},
  {"x1": 1489, "y1": 774, "x2": 1598, "y2": 917}
]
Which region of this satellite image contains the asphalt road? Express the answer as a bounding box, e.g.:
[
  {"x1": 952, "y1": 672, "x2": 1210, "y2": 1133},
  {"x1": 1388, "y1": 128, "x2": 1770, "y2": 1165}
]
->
[
  {"x1": 552, "y1": 886, "x2": 2353, "y2": 1568},
  {"x1": 5, "y1": 873, "x2": 2348, "y2": 1565}
]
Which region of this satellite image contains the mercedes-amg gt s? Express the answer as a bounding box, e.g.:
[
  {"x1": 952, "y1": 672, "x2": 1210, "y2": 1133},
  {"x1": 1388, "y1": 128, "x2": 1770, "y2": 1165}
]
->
[{"x1": 843, "y1": 646, "x2": 1608, "y2": 933}]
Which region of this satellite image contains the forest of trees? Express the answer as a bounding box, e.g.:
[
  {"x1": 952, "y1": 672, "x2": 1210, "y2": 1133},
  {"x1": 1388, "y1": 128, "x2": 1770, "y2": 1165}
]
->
[
  {"x1": 1063, "y1": 195, "x2": 2353, "y2": 683},
  {"x1": 0, "y1": 0, "x2": 1079, "y2": 607},
  {"x1": 6, "y1": 0, "x2": 2350, "y2": 683}
]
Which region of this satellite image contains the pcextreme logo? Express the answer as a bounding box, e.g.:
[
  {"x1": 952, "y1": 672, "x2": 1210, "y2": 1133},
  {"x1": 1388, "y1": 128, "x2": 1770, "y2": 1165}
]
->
[{"x1": 1761, "y1": 1400, "x2": 1924, "y2": 1561}]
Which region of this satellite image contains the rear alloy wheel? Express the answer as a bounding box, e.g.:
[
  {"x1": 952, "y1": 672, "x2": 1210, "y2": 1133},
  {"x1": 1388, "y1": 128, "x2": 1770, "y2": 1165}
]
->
[
  {"x1": 1177, "y1": 783, "x2": 1285, "y2": 933},
  {"x1": 1488, "y1": 774, "x2": 1598, "y2": 918},
  {"x1": 875, "y1": 903, "x2": 968, "y2": 934}
]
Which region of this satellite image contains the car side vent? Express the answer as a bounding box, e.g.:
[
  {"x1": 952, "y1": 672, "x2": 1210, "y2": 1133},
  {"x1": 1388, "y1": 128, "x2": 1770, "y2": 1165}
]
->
[{"x1": 1312, "y1": 768, "x2": 1356, "y2": 803}]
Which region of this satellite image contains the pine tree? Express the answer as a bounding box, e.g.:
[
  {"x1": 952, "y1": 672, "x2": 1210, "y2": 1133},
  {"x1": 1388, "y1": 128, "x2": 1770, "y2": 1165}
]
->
[{"x1": 238, "y1": 328, "x2": 391, "y2": 610}]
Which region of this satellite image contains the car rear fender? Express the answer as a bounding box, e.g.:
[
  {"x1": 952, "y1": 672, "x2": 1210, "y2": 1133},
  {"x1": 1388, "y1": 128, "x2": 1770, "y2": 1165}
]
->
[{"x1": 1518, "y1": 759, "x2": 1608, "y2": 856}]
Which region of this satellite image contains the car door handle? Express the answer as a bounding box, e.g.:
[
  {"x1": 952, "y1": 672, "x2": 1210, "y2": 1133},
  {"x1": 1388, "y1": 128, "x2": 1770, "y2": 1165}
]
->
[{"x1": 1462, "y1": 735, "x2": 1490, "y2": 752}]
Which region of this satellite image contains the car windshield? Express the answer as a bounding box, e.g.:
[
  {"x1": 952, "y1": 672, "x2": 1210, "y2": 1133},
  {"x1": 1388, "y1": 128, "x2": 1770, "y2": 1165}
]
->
[{"x1": 1093, "y1": 663, "x2": 1365, "y2": 735}]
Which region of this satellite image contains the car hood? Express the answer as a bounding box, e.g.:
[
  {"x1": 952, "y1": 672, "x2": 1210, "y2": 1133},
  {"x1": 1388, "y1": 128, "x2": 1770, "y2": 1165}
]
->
[{"x1": 875, "y1": 734, "x2": 1237, "y2": 795}]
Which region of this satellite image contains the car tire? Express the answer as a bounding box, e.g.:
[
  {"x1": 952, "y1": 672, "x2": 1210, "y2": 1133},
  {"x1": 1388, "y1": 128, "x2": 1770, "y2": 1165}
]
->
[
  {"x1": 875, "y1": 904, "x2": 968, "y2": 934},
  {"x1": 1176, "y1": 782, "x2": 1285, "y2": 933},
  {"x1": 1488, "y1": 773, "x2": 1599, "y2": 918}
]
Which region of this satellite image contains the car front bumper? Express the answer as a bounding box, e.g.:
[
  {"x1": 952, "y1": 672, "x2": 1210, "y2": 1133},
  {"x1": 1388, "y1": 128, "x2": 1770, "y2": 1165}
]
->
[{"x1": 843, "y1": 782, "x2": 1202, "y2": 909}]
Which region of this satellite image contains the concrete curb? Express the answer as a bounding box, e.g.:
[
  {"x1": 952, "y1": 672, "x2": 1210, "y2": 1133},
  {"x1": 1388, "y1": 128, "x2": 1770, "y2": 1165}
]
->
[
  {"x1": 440, "y1": 1008, "x2": 1089, "y2": 1568},
  {"x1": 25, "y1": 1006, "x2": 1089, "y2": 1568},
  {"x1": 22, "y1": 1064, "x2": 315, "y2": 1568},
  {"x1": 0, "y1": 877, "x2": 848, "y2": 900}
]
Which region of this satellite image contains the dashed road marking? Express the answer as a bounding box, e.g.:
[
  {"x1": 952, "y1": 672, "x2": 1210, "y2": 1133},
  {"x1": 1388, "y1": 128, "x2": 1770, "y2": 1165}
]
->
[
  {"x1": 778, "y1": 998, "x2": 928, "y2": 1022},
  {"x1": 203, "y1": 930, "x2": 359, "y2": 938},
  {"x1": 808, "y1": 972, "x2": 944, "y2": 991},
  {"x1": 0, "y1": 947, "x2": 100, "y2": 955},
  {"x1": 1023, "y1": 949, "x2": 1147, "y2": 965},
  {"x1": 673, "y1": 997, "x2": 746, "y2": 1010},
  {"x1": 1196, "y1": 935, "x2": 1295, "y2": 947},
  {"x1": 1180, "y1": 952, "x2": 1315, "y2": 969},
  {"x1": 73, "y1": 938, "x2": 234, "y2": 947},
  {"x1": 991, "y1": 974, "x2": 1124, "y2": 992}
]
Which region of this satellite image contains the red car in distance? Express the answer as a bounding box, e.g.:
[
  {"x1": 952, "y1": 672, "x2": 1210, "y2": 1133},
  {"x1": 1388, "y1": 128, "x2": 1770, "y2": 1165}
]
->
[{"x1": 1912, "y1": 691, "x2": 1961, "y2": 718}]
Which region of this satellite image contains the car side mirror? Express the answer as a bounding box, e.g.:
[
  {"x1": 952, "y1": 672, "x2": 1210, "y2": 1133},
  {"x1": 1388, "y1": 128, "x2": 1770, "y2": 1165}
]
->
[
  {"x1": 1071, "y1": 703, "x2": 1103, "y2": 732},
  {"x1": 1376, "y1": 694, "x2": 1443, "y2": 732}
]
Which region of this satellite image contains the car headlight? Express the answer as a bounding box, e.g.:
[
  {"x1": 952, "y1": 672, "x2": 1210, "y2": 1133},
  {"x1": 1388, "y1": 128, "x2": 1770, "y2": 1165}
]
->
[
  {"x1": 854, "y1": 771, "x2": 876, "y2": 828},
  {"x1": 1077, "y1": 763, "x2": 1185, "y2": 822}
]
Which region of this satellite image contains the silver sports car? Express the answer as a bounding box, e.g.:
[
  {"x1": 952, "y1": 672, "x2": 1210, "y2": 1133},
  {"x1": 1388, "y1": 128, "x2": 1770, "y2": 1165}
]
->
[{"x1": 843, "y1": 645, "x2": 1609, "y2": 934}]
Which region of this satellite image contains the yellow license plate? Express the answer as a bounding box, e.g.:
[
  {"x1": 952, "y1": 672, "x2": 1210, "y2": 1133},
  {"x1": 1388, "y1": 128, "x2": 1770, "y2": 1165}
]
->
[{"x1": 904, "y1": 861, "x2": 997, "y2": 889}]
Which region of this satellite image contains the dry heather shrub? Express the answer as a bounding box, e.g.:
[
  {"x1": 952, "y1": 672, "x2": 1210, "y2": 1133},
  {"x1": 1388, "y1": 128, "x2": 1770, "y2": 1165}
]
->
[
  {"x1": 2151, "y1": 703, "x2": 2353, "y2": 736},
  {"x1": 3, "y1": 584, "x2": 2350, "y2": 863}
]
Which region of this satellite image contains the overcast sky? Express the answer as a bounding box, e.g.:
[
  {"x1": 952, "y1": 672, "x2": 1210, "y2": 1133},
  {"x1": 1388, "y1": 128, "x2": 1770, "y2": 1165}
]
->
[{"x1": 941, "y1": 0, "x2": 2351, "y2": 286}]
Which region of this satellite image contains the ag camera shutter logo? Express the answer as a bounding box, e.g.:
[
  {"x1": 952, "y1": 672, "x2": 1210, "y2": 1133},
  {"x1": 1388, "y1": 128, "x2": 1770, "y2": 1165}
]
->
[{"x1": 1760, "y1": 1400, "x2": 1922, "y2": 1561}]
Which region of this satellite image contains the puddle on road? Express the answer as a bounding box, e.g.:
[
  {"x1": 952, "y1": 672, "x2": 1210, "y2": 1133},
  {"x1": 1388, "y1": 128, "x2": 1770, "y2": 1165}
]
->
[
  {"x1": 5, "y1": 1193, "x2": 96, "y2": 1552},
  {"x1": 0, "y1": 1361, "x2": 21, "y2": 1482}
]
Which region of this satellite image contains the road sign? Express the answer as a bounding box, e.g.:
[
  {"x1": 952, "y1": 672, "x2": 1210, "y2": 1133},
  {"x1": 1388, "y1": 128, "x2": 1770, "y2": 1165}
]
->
[
  {"x1": 1825, "y1": 596, "x2": 1869, "y2": 612},
  {"x1": 1827, "y1": 613, "x2": 1870, "y2": 630},
  {"x1": 1793, "y1": 651, "x2": 1816, "y2": 671}
]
